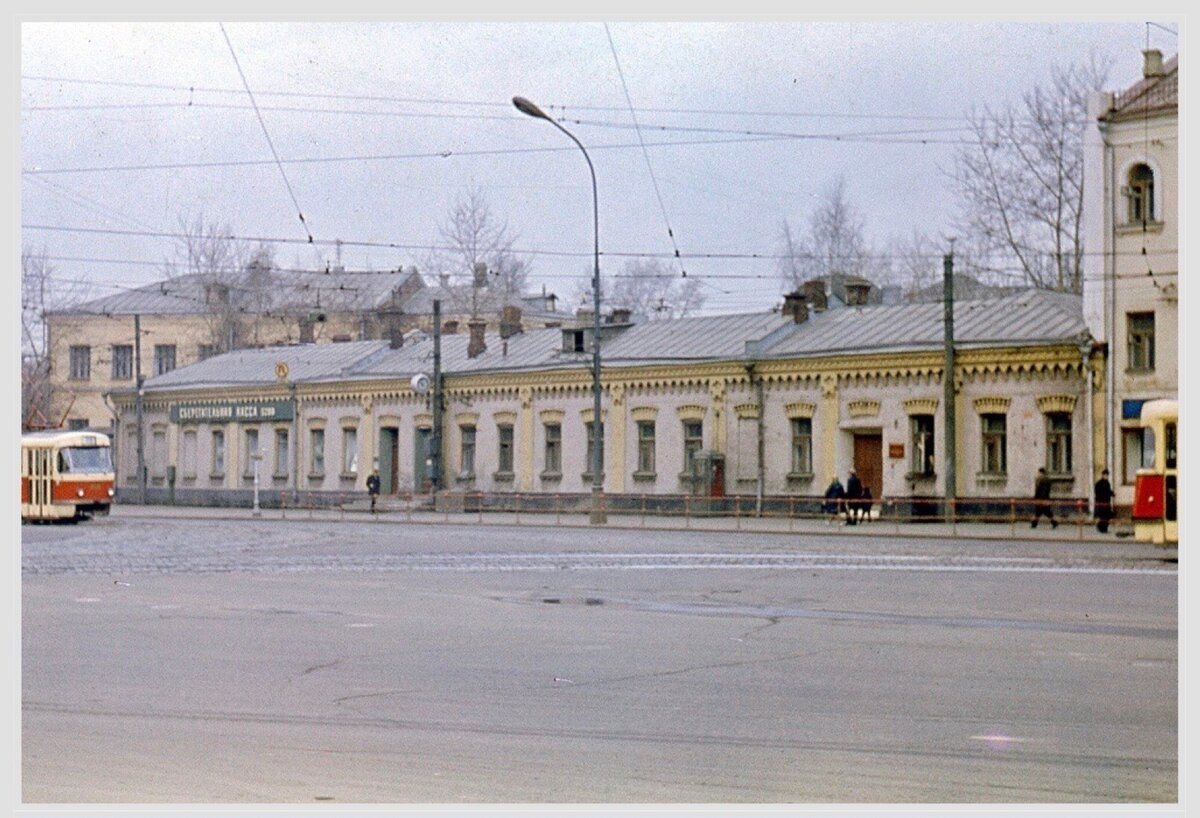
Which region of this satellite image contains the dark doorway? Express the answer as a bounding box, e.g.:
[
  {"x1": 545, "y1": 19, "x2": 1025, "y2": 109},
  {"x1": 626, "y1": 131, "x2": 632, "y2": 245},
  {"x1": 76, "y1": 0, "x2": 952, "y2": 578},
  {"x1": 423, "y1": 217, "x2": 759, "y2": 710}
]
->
[
  {"x1": 379, "y1": 427, "x2": 399, "y2": 494},
  {"x1": 853, "y1": 433, "x2": 883, "y2": 500},
  {"x1": 414, "y1": 427, "x2": 432, "y2": 493}
]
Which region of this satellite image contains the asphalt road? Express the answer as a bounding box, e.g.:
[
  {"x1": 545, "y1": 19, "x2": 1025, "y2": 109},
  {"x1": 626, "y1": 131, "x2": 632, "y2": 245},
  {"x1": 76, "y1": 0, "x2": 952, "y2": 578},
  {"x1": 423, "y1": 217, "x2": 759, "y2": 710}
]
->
[{"x1": 22, "y1": 515, "x2": 1177, "y2": 804}]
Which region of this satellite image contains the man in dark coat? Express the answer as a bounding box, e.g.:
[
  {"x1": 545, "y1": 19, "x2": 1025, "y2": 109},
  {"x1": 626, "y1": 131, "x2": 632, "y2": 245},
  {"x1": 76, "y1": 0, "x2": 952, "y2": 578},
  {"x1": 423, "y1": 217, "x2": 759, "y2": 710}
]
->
[
  {"x1": 823, "y1": 477, "x2": 845, "y2": 521},
  {"x1": 366, "y1": 468, "x2": 381, "y2": 514},
  {"x1": 1032, "y1": 467, "x2": 1057, "y2": 529},
  {"x1": 844, "y1": 469, "x2": 863, "y2": 525},
  {"x1": 1094, "y1": 469, "x2": 1115, "y2": 533}
]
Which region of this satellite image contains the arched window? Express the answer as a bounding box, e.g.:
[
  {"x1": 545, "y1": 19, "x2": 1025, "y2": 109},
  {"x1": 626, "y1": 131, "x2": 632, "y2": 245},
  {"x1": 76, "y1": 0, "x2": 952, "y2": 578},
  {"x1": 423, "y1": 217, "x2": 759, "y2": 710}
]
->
[{"x1": 1127, "y1": 164, "x2": 1155, "y2": 224}]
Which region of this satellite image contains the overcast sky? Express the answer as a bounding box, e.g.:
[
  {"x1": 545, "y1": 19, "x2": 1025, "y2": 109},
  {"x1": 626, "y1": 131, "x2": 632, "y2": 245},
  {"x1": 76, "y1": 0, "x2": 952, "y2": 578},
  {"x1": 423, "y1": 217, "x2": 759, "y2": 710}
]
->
[{"x1": 20, "y1": 19, "x2": 1178, "y2": 315}]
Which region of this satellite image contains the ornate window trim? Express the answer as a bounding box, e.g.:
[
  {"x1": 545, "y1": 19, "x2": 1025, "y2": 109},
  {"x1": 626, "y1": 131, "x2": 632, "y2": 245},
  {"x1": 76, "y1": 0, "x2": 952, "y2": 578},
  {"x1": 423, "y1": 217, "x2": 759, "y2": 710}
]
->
[
  {"x1": 1035, "y1": 395, "x2": 1076, "y2": 415},
  {"x1": 676, "y1": 404, "x2": 707, "y2": 421},
  {"x1": 973, "y1": 397, "x2": 1011, "y2": 415},
  {"x1": 903, "y1": 398, "x2": 939, "y2": 415},
  {"x1": 847, "y1": 399, "x2": 880, "y2": 418},
  {"x1": 631, "y1": 406, "x2": 659, "y2": 422},
  {"x1": 733, "y1": 403, "x2": 759, "y2": 420},
  {"x1": 538, "y1": 409, "x2": 564, "y2": 424},
  {"x1": 784, "y1": 401, "x2": 816, "y2": 419}
]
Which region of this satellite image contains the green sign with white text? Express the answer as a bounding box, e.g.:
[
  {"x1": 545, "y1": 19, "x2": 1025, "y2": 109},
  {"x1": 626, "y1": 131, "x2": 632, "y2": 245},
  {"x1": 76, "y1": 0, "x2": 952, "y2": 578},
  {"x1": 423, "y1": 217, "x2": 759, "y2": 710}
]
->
[{"x1": 170, "y1": 400, "x2": 295, "y2": 424}]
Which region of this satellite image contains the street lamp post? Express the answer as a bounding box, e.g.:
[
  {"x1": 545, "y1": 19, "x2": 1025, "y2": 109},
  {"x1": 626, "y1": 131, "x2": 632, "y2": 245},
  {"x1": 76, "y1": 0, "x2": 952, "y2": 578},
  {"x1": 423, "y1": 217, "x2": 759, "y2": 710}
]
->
[{"x1": 513, "y1": 95, "x2": 606, "y2": 524}]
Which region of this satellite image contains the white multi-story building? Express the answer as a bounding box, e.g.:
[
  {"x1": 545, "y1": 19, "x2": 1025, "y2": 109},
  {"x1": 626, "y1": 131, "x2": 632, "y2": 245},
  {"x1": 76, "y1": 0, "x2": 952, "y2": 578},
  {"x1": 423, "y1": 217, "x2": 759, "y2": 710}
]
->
[{"x1": 1082, "y1": 49, "x2": 1179, "y2": 507}]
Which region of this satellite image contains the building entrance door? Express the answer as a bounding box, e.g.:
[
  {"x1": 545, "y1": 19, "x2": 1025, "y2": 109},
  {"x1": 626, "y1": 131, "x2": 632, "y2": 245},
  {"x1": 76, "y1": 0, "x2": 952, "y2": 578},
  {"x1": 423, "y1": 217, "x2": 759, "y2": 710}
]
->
[
  {"x1": 853, "y1": 433, "x2": 883, "y2": 500},
  {"x1": 379, "y1": 427, "x2": 399, "y2": 494},
  {"x1": 414, "y1": 427, "x2": 431, "y2": 492}
]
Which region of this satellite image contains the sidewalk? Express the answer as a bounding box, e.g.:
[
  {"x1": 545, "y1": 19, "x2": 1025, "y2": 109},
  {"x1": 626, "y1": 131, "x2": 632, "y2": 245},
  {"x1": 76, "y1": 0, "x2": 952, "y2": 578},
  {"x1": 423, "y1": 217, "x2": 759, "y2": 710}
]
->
[{"x1": 106, "y1": 501, "x2": 1162, "y2": 549}]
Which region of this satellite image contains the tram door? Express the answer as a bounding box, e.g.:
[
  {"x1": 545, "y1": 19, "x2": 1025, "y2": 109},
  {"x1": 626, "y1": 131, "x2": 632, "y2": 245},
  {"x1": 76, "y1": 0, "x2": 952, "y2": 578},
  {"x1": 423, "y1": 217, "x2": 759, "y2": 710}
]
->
[
  {"x1": 414, "y1": 427, "x2": 432, "y2": 492},
  {"x1": 853, "y1": 433, "x2": 883, "y2": 501},
  {"x1": 379, "y1": 427, "x2": 399, "y2": 494}
]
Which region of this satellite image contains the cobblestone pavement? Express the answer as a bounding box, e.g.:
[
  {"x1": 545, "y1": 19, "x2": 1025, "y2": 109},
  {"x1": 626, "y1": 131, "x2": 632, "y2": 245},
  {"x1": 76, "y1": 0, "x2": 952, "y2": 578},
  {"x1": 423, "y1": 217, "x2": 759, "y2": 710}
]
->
[{"x1": 22, "y1": 510, "x2": 1175, "y2": 578}]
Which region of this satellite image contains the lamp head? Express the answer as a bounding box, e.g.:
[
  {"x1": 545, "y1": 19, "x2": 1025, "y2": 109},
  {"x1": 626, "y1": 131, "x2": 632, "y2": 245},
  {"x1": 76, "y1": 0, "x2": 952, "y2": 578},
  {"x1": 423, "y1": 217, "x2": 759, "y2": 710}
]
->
[{"x1": 512, "y1": 96, "x2": 549, "y2": 120}]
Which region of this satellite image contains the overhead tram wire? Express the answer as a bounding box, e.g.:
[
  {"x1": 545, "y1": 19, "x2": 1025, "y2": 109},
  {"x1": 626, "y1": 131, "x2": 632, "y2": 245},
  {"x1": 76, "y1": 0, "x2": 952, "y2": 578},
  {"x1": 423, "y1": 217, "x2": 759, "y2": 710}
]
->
[{"x1": 218, "y1": 23, "x2": 313, "y2": 244}]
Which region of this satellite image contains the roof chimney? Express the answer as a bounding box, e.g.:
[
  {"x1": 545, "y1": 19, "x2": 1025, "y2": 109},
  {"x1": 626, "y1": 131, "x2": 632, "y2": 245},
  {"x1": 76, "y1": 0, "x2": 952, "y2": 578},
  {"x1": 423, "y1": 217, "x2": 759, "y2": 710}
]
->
[
  {"x1": 467, "y1": 319, "x2": 487, "y2": 359},
  {"x1": 1143, "y1": 48, "x2": 1164, "y2": 78},
  {"x1": 802, "y1": 279, "x2": 827, "y2": 312},
  {"x1": 499, "y1": 305, "x2": 523, "y2": 339},
  {"x1": 781, "y1": 291, "x2": 808, "y2": 324},
  {"x1": 608, "y1": 307, "x2": 632, "y2": 325},
  {"x1": 441, "y1": 319, "x2": 458, "y2": 335}
]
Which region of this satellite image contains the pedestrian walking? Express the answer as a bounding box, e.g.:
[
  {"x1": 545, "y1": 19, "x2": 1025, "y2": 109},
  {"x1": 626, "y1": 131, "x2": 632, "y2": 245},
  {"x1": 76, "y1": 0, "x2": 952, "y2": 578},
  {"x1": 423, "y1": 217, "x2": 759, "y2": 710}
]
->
[
  {"x1": 823, "y1": 477, "x2": 845, "y2": 523},
  {"x1": 1031, "y1": 467, "x2": 1057, "y2": 529},
  {"x1": 366, "y1": 468, "x2": 381, "y2": 514},
  {"x1": 859, "y1": 485, "x2": 873, "y2": 523},
  {"x1": 1094, "y1": 469, "x2": 1115, "y2": 533},
  {"x1": 845, "y1": 469, "x2": 863, "y2": 525}
]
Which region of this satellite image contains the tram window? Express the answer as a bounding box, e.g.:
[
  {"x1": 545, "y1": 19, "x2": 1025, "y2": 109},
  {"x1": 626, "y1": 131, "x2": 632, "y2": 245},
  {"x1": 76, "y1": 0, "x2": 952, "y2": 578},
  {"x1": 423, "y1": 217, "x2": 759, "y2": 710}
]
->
[
  {"x1": 1141, "y1": 428, "x2": 1157, "y2": 470},
  {"x1": 61, "y1": 446, "x2": 113, "y2": 473},
  {"x1": 58, "y1": 452, "x2": 71, "y2": 473},
  {"x1": 1165, "y1": 423, "x2": 1177, "y2": 469}
]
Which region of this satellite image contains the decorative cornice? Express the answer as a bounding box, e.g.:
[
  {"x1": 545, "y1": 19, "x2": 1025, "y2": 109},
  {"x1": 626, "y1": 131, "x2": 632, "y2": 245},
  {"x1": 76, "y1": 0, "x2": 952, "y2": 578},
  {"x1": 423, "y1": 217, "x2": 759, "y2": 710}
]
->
[
  {"x1": 847, "y1": 399, "x2": 880, "y2": 418},
  {"x1": 414, "y1": 412, "x2": 433, "y2": 428},
  {"x1": 676, "y1": 404, "x2": 707, "y2": 421},
  {"x1": 784, "y1": 401, "x2": 816, "y2": 419},
  {"x1": 973, "y1": 396, "x2": 1011, "y2": 414},
  {"x1": 493, "y1": 411, "x2": 517, "y2": 425},
  {"x1": 455, "y1": 411, "x2": 480, "y2": 427},
  {"x1": 1036, "y1": 394, "x2": 1077, "y2": 414},
  {"x1": 631, "y1": 406, "x2": 659, "y2": 422},
  {"x1": 733, "y1": 403, "x2": 759, "y2": 420},
  {"x1": 903, "y1": 398, "x2": 939, "y2": 415},
  {"x1": 579, "y1": 408, "x2": 608, "y2": 424},
  {"x1": 538, "y1": 409, "x2": 564, "y2": 424}
]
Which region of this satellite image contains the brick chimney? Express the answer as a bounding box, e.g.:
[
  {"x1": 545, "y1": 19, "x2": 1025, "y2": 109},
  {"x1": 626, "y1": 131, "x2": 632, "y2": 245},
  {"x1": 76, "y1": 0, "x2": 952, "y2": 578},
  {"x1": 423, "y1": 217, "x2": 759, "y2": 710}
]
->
[
  {"x1": 781, "y1": 291, "x2": 808, "y2": 324},
  {"x1": 467, "y1": 319, "x2": 487, "y2": 359},
  {"x1": 802, "y1": 279, "x2": 827, "y2": 312},
  {"x1": 499, "y1": 305, "x2": 523, "y2": 339},
  {"x1": 608, "y1": 307, "x2": 632, "y2": 325},
  {"x1": 1144, "y1": 48, "x2": 1164, "y2": 78},
  {"x1": 441, "y1": 319, "x2": 458, "y2": 335}
]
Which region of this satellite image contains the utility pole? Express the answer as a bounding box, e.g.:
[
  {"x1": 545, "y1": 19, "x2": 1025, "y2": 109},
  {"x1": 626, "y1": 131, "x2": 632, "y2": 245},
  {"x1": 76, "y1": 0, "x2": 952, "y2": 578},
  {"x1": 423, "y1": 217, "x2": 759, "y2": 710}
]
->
[
  {"x1": 134, "y1": 313, "x2": 146, "y2": 505},
  {"x1": 431, "y1": 299, "x2": 442, "y2": 493},
  {"x1": 942, "y1": 250, "x2": 956, "y2": 522}
]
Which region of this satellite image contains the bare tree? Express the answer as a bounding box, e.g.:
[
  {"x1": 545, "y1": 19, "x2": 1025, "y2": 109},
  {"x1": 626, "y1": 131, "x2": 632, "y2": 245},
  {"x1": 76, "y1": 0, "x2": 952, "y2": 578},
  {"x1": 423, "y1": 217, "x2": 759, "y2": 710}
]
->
[
  {"x1": 607, "y1": 258, "x2": 705, "y2": 320},
  {"x1": 776, "y1": 176, "x2": 872, "y2": 292},
  {"x1": 163, "y1": 213, "x2": 254, "y2": 352},
  {"x1": 22, "y1": 246, "x2": 84, "y2": 429},
  {"x1": 432, "y1": 189, "x2": 530, "y2": 320},
  {"x1": 949, "y1": 57, "x2": 1110, "y2": 294}
]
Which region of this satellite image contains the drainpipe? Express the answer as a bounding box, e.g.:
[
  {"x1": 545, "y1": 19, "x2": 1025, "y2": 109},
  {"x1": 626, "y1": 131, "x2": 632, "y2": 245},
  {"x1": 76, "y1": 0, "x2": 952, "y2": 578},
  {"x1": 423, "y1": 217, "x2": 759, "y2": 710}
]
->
[
  {"x1": 1082, "y1": 341, "x2": 1094, "y2": 516},
  {"x1": 1104, "y1": 127, "x2": 1116, "y2": 481},
  {"x1": 290, "y1": 380, "x2": 299, "y2": 503},
  {"x1": 747, "y1": 364, "x2": 764, "y2": 516}
]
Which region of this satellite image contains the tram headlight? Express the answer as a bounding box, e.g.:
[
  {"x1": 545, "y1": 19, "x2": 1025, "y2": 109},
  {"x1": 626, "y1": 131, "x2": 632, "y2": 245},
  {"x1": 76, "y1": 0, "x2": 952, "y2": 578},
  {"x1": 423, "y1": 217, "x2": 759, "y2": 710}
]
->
[
  {"x1": 77, "y1": 488, "x2": 85, "y2": 498},
  {"x1": 107, "y1": 488, "x2": 114, "y2": 497}
]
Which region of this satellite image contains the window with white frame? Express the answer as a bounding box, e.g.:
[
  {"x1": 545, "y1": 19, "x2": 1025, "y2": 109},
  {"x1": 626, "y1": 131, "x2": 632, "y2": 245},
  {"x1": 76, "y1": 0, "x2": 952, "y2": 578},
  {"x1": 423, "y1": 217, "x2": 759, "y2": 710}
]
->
[
  {"x1": 459, "y1": 425, "x2": 476, "y2": 478},
  {"x1": 1127, "y1": 163, "x2": 1155, "y2": 224},
  {"x1": 1127, "y1": 312, "x2": 1155, "y2": 372},
  {"x1": 790, "y1": 418, "x2": 813, "y2": 475},
  {"x1": 181, "y1": 429, "x2": 197, "y2": 479},
  {"x1": 111, "y1": 345, "x2": 133, "y2": 380},
  {"x1": 497, "y1": 424, "x2": 514, "y2": 474},
  {"x1": 69, "y1": 345, "x2": 91, "y2": 381},
  {"x1": 309, "y1": 428, "x2": 325, "y2": 476},
  {"x1": 153, "y1": 344, "x2": 176, "y2": 376},
  {"x1": 274, "y1": 429, "x2": 289, "y2": 477},
  {"x1": 910, "y1": 415, "x2": 935, "y2": 477},
  {"x1": 543, "y1": 423, "x2": 562, "y2": 475},
  {"x1": 243, "y1": 428, "x2": 260, "y2": 477},
  {"x1": 636, "y1": 420, "x2": 656, "y2": 474},
  {"x1": 211, "y1": 429, "x2": 226, "y2": 477},
  {"x1": 341, "y1": 427, "x2": 358, "y2": 475},
  {"x1": 980, "y1": 413, "x2": 1007, "y2": 475},
  {"x1": 683, "y1": 421, "x2": 703, "y2": 474},
  {"x1": 1045, "y1": 413, "x2": 1072, "y2": 475}
]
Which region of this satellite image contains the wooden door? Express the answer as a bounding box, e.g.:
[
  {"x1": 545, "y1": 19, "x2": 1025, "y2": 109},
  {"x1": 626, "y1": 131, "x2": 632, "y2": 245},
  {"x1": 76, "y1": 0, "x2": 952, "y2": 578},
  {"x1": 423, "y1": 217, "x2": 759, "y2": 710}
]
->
[
  {"x1": 379, "y1": 427, "x2": 398, "y2": 494},
  {"x1": 853, "y1": 433, "x2": 883, "y2": 500}
]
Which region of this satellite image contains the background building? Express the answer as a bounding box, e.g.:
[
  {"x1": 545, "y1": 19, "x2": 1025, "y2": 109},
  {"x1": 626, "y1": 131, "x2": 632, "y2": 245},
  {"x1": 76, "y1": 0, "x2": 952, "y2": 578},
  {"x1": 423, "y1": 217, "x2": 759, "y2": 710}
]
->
[{"x1": 1082, "y1": 49, "x2": 1179, "y2": 508}]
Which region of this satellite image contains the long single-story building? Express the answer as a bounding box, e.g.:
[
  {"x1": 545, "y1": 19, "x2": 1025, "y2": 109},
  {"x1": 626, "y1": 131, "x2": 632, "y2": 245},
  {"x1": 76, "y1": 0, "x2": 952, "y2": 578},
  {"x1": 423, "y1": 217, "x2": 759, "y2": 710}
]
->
[{"x1": 110, "y1": 287, "x2": 1102, "y2": 517}]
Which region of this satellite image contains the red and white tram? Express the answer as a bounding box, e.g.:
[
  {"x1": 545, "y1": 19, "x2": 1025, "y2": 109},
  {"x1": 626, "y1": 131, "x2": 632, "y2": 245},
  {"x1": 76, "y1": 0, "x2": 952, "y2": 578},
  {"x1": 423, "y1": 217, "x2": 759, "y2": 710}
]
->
[{"x1": 21, "y1": 430, "x2": 115, "y2": 523}]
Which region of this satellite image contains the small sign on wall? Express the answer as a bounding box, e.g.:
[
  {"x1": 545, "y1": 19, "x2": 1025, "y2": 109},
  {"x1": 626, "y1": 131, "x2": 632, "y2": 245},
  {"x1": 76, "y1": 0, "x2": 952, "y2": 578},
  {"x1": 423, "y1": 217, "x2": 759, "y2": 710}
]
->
[{"x1": 888, "y1": 443, "x2": 905, "y2": 459}]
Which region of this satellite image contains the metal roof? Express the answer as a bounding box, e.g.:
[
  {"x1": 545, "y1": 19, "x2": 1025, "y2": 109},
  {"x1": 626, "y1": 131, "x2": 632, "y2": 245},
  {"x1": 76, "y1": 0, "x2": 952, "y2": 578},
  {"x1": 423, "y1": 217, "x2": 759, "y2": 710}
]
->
[
  {"x1": 1106, "y1": 54, "x2": 1178, "y2": 122},
  {"x1": 137, "y1": 289, "x2": 1087, "y2": 394},
  {"x1": 761, "y1": 290, "x2": 1086, "y2": 358},
  {"x1": 141, "y1": 340, "x2": 389, "y2": 391},
  {"x1": 55, "y1": 268, "x2": 421, "y2": 317}
]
